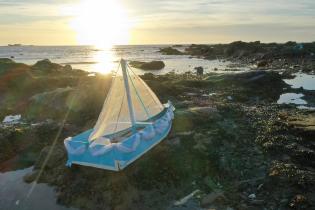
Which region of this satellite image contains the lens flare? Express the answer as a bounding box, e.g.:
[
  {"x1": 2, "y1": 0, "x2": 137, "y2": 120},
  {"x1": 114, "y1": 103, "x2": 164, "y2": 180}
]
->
[{"x1": 69, "y1": 0, "x2": 130, "y2": 48}]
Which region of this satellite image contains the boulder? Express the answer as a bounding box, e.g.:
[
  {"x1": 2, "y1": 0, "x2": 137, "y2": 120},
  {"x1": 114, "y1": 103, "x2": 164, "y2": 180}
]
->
[
  {"x1": 129, "y1": 60, "x2": 165, "y2": 70},
  {"x1": 64, "y1": 64, "x2": 72, "y2": 71},
  {"x1": 0, "y1": 58, "x2": 27, "y2": 76},
  {"x1": 194, "y1": 66, "x2": 204, "y2": 75},
  {"x1": 29, "y1": 87, "x2": 74, "y2": 111},
  {"x1": 0, "y1": 58, "x2": 15, "y2": 64},
  {"x1": 32, "y1": 59, "x2": 63, "y2": 72},
  {"x1": 23, "y1": 170, "x2": 39, "y2": 183},
  {"x1": 257, "y1": 60, "x2": 269, "y2": 67}
]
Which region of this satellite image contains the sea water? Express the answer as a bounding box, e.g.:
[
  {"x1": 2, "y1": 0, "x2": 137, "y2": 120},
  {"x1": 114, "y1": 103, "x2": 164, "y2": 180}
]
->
[
  {"x1": 278, "y1": 73, "x2": 315, "y2": 109},
  {"x1": 0, "y1": 45, "x2": 246, "y2": 74},
  {"x1": 0, "y1": 167, "x2": 76, "y2": 210}
]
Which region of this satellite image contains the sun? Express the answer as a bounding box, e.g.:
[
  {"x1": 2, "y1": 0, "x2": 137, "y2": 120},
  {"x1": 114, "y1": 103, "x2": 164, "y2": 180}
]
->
[{"x1": 69, "y1": 0, "x2": 130, "y2": 48}]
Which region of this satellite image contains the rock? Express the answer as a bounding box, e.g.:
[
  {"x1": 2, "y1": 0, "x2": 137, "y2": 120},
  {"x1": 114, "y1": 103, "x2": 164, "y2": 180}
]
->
[
  {"x1": 269, "y1": 161, "x2": 315, "y2": 185},
  {"x1": 257, "y1": 183, "x2": 263, "y2": 190},
  {"x1": 288, "y1": 114, "x2": 315, "y2": 133},
  {"x1": 175, "y1": 131, "x2": 194, "y2": 136},
  {"x1": 302, "y1": 67, "x2": 312, "y2": 73},
  {"x1": 32, "y1": 59, "x2": 63, "y2": 72},
  {"x1": 159, "y1": 47, "x2": 183, "y2": 55},
  {"x1": 167, "y1": 137, "x2": 181, "y2": 146},
  {"x1": 289, "y1": 194, "x2": 308, "y2": 209},
  {"x1": 189, "y1": 106, "x2": 218, "y2": 115},
  {"x1": 0, "y1": 58, "x2": 15, "y2": 64},
  {"x1": 200, "y1": 190, "x2": 225, "y2": 207},
  {"x1": 29, "y1": 87, "x2": 74, "y2": 111},
  {"x1": 129, "y1": 60, "x2": 165, "y2": 70},
  {"x1": 194, "y1": 66, "x2": 204, "y2": 75},
  {"x1": 34, "y1": 145, "x2": 66, "y2": 169},
  {"x1": 257, "y1": 60, "x2": 268, "y2": 67},
  {"x1": 281, "y1": 70, "x2": 296, "y2": 79},
  {"x1": 174, "y1": 189, "x2": 200, "y2": 206},
  {"x1": 280, "y1": 198, "x2": 289, "y2": 205},
  {"x1": 248, "y1": 193, "x2": 256, "y2": 199},
  {"x1": 64, "y1": 64, "x2": 72, "y2": 71},
  {"x1": 204, "y1": 176, "x2": 221, "y2": 191},
  {"x1": 23, "y1": 170, "x2": 39, "y2": 183},
  {"x1": 249, "y1": 199, "x2": 264, "y2": 205}
]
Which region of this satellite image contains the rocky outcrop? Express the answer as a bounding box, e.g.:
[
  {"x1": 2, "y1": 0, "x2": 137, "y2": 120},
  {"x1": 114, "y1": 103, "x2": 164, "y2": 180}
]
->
[
  {"x1": 129, "y1": 60, "x2": 165, "y2": 70},
  {"x1": 184, "y1": 41, "x2": 315, "y2": 71},
  {"x1": 159, "y1": 47, "x2": 184, "y2": 55},
  {"x1": 32, "y1": 59, "x2": 63, "y2": 72},
  {"x1": 29, "y1": 87, "x2": 74, "y2": 110},
  {"x1": 32, "y1": 59, "x2": 76, "y2": 74},
  {"x1": 0, "y1": 58, "x2": 315, "y2": 209},
  {"x1": 0, "y1": 58, "x2": 15, "y2": 64}
]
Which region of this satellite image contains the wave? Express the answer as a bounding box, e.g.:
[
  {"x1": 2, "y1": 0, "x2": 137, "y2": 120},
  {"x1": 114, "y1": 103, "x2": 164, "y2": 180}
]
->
[{"x1": 61, "y1": 61, "x2": 97, "y2": 65}]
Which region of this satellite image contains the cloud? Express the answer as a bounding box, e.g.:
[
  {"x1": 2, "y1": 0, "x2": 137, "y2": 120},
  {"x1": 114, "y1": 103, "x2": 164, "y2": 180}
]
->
[
  {"x1": 0, "y1": 0, "x2": 314, "y2": 44},
  {"x1": 125, "y1": 0, "x2": 315, "y2": 30}
]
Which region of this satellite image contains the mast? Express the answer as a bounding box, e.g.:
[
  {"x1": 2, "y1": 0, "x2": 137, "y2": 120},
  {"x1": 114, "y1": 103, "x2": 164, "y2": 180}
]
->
[{"x1": 121, "y1": 59, "x2": 136, "y2": 132}]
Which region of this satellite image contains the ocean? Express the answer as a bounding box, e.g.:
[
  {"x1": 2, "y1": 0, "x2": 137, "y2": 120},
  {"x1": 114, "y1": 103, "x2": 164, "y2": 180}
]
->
[{"x1": 0, "y1": 45, "x2": 243, "y2": 74}]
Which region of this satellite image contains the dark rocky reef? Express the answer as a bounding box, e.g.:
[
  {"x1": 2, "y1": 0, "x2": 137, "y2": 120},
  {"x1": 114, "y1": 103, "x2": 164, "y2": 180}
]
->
[
  {"x1": 0, "y1": 58, "x2": 315, "y2": 209},
  {"x1": 185, "y1": 41, "x2": 315, "y2": 73},
  {"x1": 129, "y1": 60, "x2": 165, "y2": 70},
  {"x1": 159, "y1": 47, "x2": 184, "y2": 55}
]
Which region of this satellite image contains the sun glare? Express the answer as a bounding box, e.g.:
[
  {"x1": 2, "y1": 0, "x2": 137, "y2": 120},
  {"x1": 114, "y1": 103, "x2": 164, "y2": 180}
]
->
[{"x1": 69, "y1": 0, "x2": 130, "y2": 48}]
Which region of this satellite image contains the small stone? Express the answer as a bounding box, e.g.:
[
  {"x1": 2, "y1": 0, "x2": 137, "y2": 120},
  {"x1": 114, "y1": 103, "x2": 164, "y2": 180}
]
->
[
  {"x1": 167, "y1": 137, "x2": 180, "y2": 146},
  {"x1": 64, "y1": 64, "x2": 72, "y2": 71},
  {"x1": 280, "y1": 198, "x2": 288, "y2": 205},
  {"x1": 257, "y1": 184, "x2": 263, "y2": 190},
  {"x1": 248, "y1": 193, "x2": 256, "y2": 199},
  {"x1": 23, "y1": 171, "x2": 39, "y2": 183},
  {"x1": 250, "y1": 199, "x2": 264, "y2": 205},
  {"x1": 194, "y1": 66, "x2": 204, "y2": 75},
  {"x1": 289, "y1": 194, "x2": 307, "y2": 208}
]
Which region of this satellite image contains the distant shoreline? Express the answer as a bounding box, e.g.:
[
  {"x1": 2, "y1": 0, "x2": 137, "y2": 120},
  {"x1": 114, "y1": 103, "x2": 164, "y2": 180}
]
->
[{"x1": 1, "y1": 41, "x2": 315, "y2": 48}]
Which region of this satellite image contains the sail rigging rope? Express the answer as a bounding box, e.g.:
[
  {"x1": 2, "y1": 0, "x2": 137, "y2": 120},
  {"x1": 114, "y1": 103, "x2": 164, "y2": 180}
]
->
[
  {"x1": 126, "y1": 63, "x2": 151, "y2": 119},
  {"x1": 113, "y1": 84, "x2": 126, "y2": 134},
  {"x1": 127, "y1": 63, "x2": 162, "y2": 111}
]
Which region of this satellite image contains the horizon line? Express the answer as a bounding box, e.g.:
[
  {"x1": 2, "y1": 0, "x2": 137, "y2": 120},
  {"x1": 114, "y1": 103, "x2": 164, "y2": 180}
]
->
[{"x1": 1, "y1": 40, "x2": 315, "y2": 48}]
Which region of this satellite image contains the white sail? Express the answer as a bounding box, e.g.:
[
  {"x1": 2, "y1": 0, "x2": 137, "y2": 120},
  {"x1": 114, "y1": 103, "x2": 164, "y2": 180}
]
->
[{"x1": 88, "y1": 59, "x2": 164, "y2": 142}]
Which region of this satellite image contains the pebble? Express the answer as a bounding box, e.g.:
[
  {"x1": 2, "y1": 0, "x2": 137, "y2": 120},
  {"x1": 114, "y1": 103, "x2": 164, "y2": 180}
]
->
[
  {"x1": 248, "y1": 193, "x2": 256, "y2": 199},
  {"x1": 257, "y1": 184, "x2": 264, "y2": 190}
]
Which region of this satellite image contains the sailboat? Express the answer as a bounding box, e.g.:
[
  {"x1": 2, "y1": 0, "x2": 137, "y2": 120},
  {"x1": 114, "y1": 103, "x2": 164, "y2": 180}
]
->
[{"x1": 64, "y1": 59, "x2": 175, "y2": 171}]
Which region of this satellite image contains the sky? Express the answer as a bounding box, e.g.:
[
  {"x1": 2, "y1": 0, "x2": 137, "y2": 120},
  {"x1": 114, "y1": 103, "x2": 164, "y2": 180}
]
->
[{"x1": 0, "y1": 0, "x2": 314, "y2": 45}]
